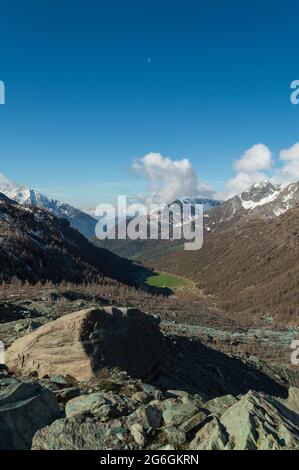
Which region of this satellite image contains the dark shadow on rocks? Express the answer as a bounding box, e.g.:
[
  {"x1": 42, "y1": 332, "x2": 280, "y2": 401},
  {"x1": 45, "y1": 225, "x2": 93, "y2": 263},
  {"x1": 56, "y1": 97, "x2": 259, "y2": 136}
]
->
[
  {"x1": 153, "y1": 335, "x2": 290, "y2": 400},
  {"x1": 0, "y1": 301, "x2": 41, "y2": 323},
  {"x1": 80, "y1": 307, "x2": 166, "y2": 380},
  {"x1": 48, "y1": 290, "x2": 111, "y2": 305}
]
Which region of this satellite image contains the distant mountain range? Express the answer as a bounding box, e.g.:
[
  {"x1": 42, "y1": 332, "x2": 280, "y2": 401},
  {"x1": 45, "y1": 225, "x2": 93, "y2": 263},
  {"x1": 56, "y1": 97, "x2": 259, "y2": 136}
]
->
[
  {"x1": 1, "y1": 171, "x2": 299, "y2": 326},
  {"x1": 0, "y1": 191, "x2": 142, "y2": 285},
  {"x1": 94, "y1": 197, "x2": 223, "y2": 261},
  {"x1": 0, "y1": 174, "x2": 97, "y2": 239},
  {"x1": 205, "y1": 180, "x2": 299, "y2": 232}
]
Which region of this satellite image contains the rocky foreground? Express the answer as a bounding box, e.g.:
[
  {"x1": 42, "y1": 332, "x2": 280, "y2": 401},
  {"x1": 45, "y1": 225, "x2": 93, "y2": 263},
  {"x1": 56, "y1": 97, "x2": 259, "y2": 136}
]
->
[{"x1": 1, "y1": 305, "x2": 299, "y2": 451}]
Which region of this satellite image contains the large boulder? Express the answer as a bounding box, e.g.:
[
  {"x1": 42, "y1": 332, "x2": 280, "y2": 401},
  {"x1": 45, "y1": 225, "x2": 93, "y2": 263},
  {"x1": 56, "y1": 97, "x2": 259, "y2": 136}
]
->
[
  {"x1": 6, "y1": 307, "x2": 165, "y2": 381},
  {"x1": 0, "y1": 377, "x2": 61, "y2": 450}
]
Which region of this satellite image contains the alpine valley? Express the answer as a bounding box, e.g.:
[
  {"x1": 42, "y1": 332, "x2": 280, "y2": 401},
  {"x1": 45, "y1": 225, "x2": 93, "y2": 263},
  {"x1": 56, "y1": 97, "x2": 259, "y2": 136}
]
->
[{"x1": 1, "y1": 174, "x2": 299, "y2": 451}]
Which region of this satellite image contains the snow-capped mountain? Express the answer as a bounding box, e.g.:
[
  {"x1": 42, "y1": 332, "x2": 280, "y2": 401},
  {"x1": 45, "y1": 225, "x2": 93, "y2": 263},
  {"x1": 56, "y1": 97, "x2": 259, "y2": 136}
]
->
[
  {"x1": 0, "y1": 173, "x2": 97, "y2": 239},
  {"x1": 172, "y1": 197, "x2": 223, "y2": 211},
  {"x1": 239, "y1": 181, "x2": 282, "y2": 210},
  {"x1": 158, "y1": 197, "x2": 223, "y2": 227},
  {"x1": 121, "y1": 196, "x2": 223, "y2": 231},
  {"x1": 206, "y1": 180, "x2": 299, "y2": 232}
]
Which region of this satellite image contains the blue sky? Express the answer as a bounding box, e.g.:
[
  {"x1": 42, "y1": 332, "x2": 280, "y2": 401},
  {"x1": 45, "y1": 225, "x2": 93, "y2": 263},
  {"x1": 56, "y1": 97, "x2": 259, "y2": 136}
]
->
[{"x1": 0, "y1": 0, "x2": 299, "y2": 208}]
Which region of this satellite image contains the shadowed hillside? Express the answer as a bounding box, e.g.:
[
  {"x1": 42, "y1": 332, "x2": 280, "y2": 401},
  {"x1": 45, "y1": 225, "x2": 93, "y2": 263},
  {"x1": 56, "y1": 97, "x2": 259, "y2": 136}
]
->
[
  {"x1": 151, "y1": 205, "x2": 299, "y2": 325},
  {"x1": 0, "y1": 193, "x2": 143, "y2": 286}
]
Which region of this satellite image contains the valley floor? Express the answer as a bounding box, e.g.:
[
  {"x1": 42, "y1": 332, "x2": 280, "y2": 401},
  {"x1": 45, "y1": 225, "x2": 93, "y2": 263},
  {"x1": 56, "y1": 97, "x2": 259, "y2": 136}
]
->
[
  {"x1": 1, "y1": 279, "x2": 298, "y2": 377},
  {"x1": 1, "y1": 279, "x2": 299, "y2": 450}
]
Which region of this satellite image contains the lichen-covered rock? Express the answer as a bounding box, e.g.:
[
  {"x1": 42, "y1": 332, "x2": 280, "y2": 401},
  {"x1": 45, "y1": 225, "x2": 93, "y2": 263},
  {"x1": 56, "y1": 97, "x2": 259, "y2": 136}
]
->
[
  {"x1": 191, "y1": 391, "x2": 299, "y2": 450},
  {"x1": 179, "y1": 409, "x2": 209, "y2": 434},
  {"x1": 65, "y1": 393, "x2": 111, "y2": 417},
  {"x1": 0, "y1": 378, "x2": 61, "y2": 450},
  {"x1": 163, "y1": 426, "x2": 186, "y2": 445},
  {"x1": 277, "y1": 387, "x2": 299, "y2": 417},
  {"x1": 130, "y1": 423, "x2": 146, "y2": 446},
  {"x1": 127, "y1": 404, "x2": 162, "y2": 435},
  {"x1": 190, "y1": 416, "x2": 228, "y2": 450},
  {"x1": 204, "y1": 394, "x2": 238, "y2": 416},
  {"x1": 32, "y1": 415, "x2": 138, "y2": 450},
  {"x1": 162, "y1": 401, "x2": 200, "y2": 427},
  {"x1": 6, "y1": 307, "x2": 166, "y2": 381},
  {"x1": 131, "y1": 391, "x2": 151, "y2": 404}
]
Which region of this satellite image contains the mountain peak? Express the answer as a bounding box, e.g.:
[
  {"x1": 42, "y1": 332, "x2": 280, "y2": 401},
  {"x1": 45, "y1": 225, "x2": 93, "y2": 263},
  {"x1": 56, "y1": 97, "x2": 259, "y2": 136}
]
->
[
  {"x1": 240, "y1": 181, "x2": 281, "y2": 209},
  {"x1": 0, "y1": 172, "x2": 23, "y2": 191},
  {"x1": 0, "y1": 172, "x2": 97, "y2": 239}
]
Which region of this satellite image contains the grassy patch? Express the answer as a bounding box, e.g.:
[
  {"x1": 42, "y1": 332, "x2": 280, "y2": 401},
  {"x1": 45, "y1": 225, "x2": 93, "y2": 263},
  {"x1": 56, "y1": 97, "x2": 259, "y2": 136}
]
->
[{"x1": 145, "y1": 272, "x2": 189, "y2": 288}]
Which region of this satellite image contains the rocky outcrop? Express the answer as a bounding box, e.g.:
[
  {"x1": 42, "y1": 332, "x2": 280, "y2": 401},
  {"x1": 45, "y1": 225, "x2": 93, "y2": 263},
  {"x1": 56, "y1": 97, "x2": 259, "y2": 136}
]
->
[
  {"x1": 32, "y1": 414, "x2": 139, "y2": 450},
  {"x1": 65, "y1": 393, "x2": 117, "y2": 418},
  {"x1": 191, "y1": 391, "x2": 299, "y2": 450},
  {"x1": 6, "y1": 307, "x2": 165, "y2": 381},
  {"x1": 0, "y1": 191, "x2": 143, "y2": 285},
  {"x1": 29, "y1": 374, "x2": 299, "y2": 451},
  {"x1": 0, "y1": 377, "x2": 61, "y2": 450}
]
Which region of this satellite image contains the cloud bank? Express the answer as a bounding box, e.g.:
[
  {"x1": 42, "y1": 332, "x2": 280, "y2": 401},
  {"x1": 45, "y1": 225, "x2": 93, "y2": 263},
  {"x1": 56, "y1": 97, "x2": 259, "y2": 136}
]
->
[
  {"x1": 276, "y1": 142, "x2": 299, "y2": 183},
  {"x1": 131, "y1": 142, "x2": 299, "y2": 204},
  {"x1": 131, "y1": 152, "x2": 216, "y2": 204},
  {"x1": 225, "y1": 144, "x2": 273, "y2": 198}
]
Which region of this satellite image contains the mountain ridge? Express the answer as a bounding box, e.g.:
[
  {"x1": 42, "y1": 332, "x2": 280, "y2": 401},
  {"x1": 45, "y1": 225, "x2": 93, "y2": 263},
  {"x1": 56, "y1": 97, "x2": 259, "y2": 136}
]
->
[
  {"x1": 150, "y1": 204, "x2": 299, "y2": 326},
  {"x1": 206, "y1": 180, "x2": 299, "y2": 232},
  {"x1": 0, "y1": 191, "x2": 142, "y2": 285},
  {"x1": 0, "y1": 173, "x2": 97, "y2": 239}
]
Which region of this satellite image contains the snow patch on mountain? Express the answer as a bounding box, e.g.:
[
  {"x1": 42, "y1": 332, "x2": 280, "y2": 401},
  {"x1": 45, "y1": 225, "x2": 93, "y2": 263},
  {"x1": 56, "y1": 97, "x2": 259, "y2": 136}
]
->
[
  {"x1": 241, "y1": 191, "x2": 280, "y2": 210},
  {"x1": 238, "y1": 181, "x2": 283, "y2": 210},
  {"x1": 0, "y1": 173, "x2": 97, "y2": 239}
]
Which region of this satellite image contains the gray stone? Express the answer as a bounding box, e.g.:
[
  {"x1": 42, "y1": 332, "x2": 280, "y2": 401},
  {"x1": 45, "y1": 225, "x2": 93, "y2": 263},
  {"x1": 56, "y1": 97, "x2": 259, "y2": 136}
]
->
[
  {"x1": 162, "y1": 402, "x2": 199, "y2": 427},
  {"x1": 130, "y1": 423, "x2": 146, "y2": 447},
  {"x1": 190, "y1": 416, "x2": 229, "y2": 450},
  {"x1": 65, "y1": 392, "x2": 111, "y2": 417},
  {"x1": 32, "y1": 414, "x2": 138, "y2": 450},
  {"x1": 128, "y1": 404, "x2": 162, "y2": 435},
  {"x1": 141, "y1": 383, "x2": 163, "y2": 400},
  {"x1": 191, "y1": 392, "x2": 299, "y2": 450},
  {"x1": 163, "y1": 426, "x2": 186, "y2": 446},
  {"x1": 0, "y1": 379, "x2": 61, "y2": 450},
  {"x1": 277, "y1": 387, "x2": 299, "y2": 417},
  {"x1": 179, "y1": 410, "x2": 210, "y2": 434},
  {"x1": 204, "y1": 394, "x2": 238, "y2": 415},
  {"x1": 166, "y1": 390, "x2": 192, "y2": 401},
  {"x1": 132, "y1": 391, "x2": 151, "y2": 404},
  {"x1": 158, "y1": 444, "x2": 176, "y2": 450},
  {"x1": 50, "y1": 375, "x2": 76, "y2": 387}
]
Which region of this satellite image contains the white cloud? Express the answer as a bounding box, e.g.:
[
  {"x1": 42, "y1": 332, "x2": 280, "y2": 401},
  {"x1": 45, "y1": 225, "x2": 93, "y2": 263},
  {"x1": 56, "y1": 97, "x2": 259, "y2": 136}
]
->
[
  {"x1": 131, "y1": 152, "x2": 216, "y2": 204},
  {"x1": 225, "y1": 144, "x2": 273, "y2": 197},
  {"x1": 225, "y1": 171, "x2": 269, "y2": 197},
  {"x1": 234, "y1": 144, "x2": 272, "y2": 174},
  {"x1": 276, "y1": 142, "x2": 299, "y2": 183}
]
